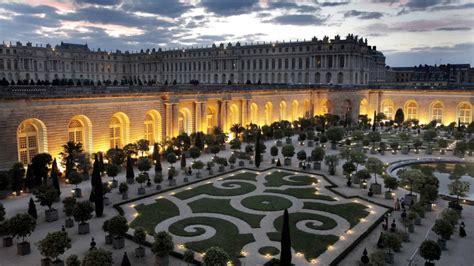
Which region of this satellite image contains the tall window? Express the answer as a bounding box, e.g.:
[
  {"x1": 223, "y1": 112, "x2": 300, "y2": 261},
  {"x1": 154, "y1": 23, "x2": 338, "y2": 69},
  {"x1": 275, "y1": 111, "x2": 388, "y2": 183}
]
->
[
  {"x1": 431, "y1": 102, "x2": 443, "y2": 123},
  {"x1": 144, "y1": 114, "x2": 154, "y2": 144},
  {"x1": 382, "y1": 100, "x2": 394, "y2": 120},
  {"x1": 110, "y1": 117, "x2": 122, "y2": 148},
  {"x1": 406, "y1": 102, "x2": 418, "y2": 120},
  {"x1": 68, "y1": 119, "x2": 84, "y2": 144},
  {"x1": 458, "y1": 103, "x2": 472, "y2": 124},
  {"x1": 18, "y1": 123, "x2": 38, "y2": 164}
]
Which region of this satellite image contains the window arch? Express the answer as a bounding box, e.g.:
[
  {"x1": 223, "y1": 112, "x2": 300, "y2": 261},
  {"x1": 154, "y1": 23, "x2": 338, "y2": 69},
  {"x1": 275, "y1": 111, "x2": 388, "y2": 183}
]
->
[
  {"x1": 250, "y1": 103, "x2": 258, "y2": 125},
  {"x1": 279, "y1": 101, "x2": 287, "y2": 121},
  {"x1": 337, "y1": 72, "x2": 343, "y2": 84},
  {"x1": 325, "y1": 72, "x2": 332, "y2": 84},
  {"x1": 265, "y1": 102, "x2": 273, "y2": 125},
  {"x1": 404, "y1": 101, "x2": 418, "y2": 120},
  {"x1": 110, "y1": 112, "x2": 129, "y2": 149},
  {"x1": 320, "y1": 99, "x2": 331, "y2": 115},
  {"x1": 68, "y1": 115, "x2": 92, "y2": 151},
  {"x1": 429, "y1": 101, "x2": 443, "y2": 123},
  {"x1": 206, "y1": 106, "x2": 217, "y2": 133},
  {"x1": 457, "y1": 102, "x2": 472, "y2": 125},
  {"x1": 315, "y1": 72, "x2": 321, "y2": 83},
  {"x1": 178, "y1": 108, "x2": 192, "y2": 134},
  {"x1": 17, "y1": 119, "x2": 47, "y2": 164},
  {"x1": 381, "y1": 99, "x2": 394, "y2": 120},
  {"x1": 359, "y1": 99, "x2": 369, "y2": 116},
  {"x1": 291, "y1": 100, "x2": 299, "y2": 121},
  {"x1": 229, "y1": 104, "x2": 240, "y2": 126},
  {"x1": 144, "y1": 110, "x2": 162, "y2": 144}
]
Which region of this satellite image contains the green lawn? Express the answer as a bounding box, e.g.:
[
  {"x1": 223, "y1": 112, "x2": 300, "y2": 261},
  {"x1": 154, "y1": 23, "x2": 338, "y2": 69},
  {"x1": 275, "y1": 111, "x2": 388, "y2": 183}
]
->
[
  {"x1": 224, "y1": 172, "x2": 259, "y2": 182},
  {"x1": 267, "y1": 212, "x2": 340, "y2": 261},
  {"x1": 303, "y1": 202, "x2": 370, "y2": 228},
  {"x1": 265, "y1": 187, "x2": 336, "y2": 201},
  {"x1": 174, "y1": 181, "x2": 257, "y2": 200},
  {"x1": 188, "y1": 197, "x2": 265, "y2": 228},
  {"x1": 264, "y1": 172, "x2": 318, "y2": 187},
  {"x1": 169, "y1": 216, "x2": 254, "y2": 263},
  {"x1": 241, "y1": 195, "x2": 293, "y2": 212},
  {"x1": 129, "y1": 198, "x2": 180, "y2": 234}
]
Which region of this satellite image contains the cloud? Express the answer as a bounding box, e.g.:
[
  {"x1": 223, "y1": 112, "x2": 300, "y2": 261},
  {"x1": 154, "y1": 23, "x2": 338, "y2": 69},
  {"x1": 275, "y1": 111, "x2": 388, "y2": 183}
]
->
[
  {"x1": 267, "y1": 14, "x2": 328, "y2": 25},
  {"x1": 266, "y1": 1, "x2": 320, "y2": 13},
  {"x1": 435, "y1": 27, "x2": 471, "y2": 31},
  {"x1": 73, "y1": 0, "x2": 121, "y2": 6},
  {"x1": 344, "y1": 10, "x2": 384, "y2": 19},
  {"x1": 430, "y1": 3, "x2": 474, "y2": 11},
  {"x1": 199, "y1": 0, "x2": 259, "y2": 16},
  {"x1": 1, "y1": 2, "x2": 58, "y2": 15},
  {"x1": 122, "y1": 0, "x2": 193, "y2": 17},
  {"x1": 318, "y1": 1, "x2": 349, "y2": 7},
  {"x1": 362, "y1": 19, "x2": 472, "y2": 33}
]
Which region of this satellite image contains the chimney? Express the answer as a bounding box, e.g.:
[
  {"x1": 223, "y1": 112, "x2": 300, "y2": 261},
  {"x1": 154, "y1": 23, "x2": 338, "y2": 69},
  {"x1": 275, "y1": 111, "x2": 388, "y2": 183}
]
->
[{"x1": 373, "y1": 46, "x2": 376, "y2": 51}]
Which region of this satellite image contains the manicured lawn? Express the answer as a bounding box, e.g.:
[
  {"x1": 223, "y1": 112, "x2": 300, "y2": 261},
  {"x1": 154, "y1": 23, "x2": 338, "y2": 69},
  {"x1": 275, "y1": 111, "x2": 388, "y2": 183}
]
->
[
  {"x1": 224, "y1": 172, "x2": 259, "y2": 182},
  {"x1": 304, "y1": 202, "x2": 370, "y2": 228},
  {"x1": 129, "y1": 198, "x2": 180, "y2": 234},
  {"x1": 265, "y1": 187, "x2": 336, "y2": 201},
  {"x1": 188, "y1": 197, "x2": 265, "y2": 228},
  {"x1": 264, "y1": 172, "x2": 318, "y2": 187},
  {"x1": 174, "y1": 181, "x2": 257, "y2": 200},
  {"x1": 169, "y1": 216, "x2": 254, "y2": 263},
  {"x1": 241, "y1": 195, "x2": 293, "y2": 212},
  {"x1": 268, "y1": 212, "x2": 339, "y2": 261}
]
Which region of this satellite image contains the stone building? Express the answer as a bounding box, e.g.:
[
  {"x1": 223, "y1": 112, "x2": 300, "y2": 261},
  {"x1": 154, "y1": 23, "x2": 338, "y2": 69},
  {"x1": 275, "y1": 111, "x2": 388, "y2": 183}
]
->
[
  {"x1": 0, "y1": 34, "x2": 385, "y2": 86},
  {"x1": 385, "y1": 64, "x2": 473, "y2": 86},
  {"x1": 0, "y1": 84, "x2": 472, "y2": 169}
]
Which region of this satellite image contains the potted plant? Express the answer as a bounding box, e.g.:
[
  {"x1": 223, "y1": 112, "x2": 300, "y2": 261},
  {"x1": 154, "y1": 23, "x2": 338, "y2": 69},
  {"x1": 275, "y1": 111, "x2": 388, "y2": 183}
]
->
[
  {"x1": 135, "y1": 173, "x2": 148, "y2": 195},
  {"x1": 274, "y1": 129, "x2": 284, "y2": 146},
  {"x1": 102, "y1": 182, "x2": 111, "y2": 206},
  {"x1": 382, "y1": 232, "x2": 402, "y2": 264},
  {"x1": 207, "y1": 161, "x2": 215, "y2": 175},
  {"x1": 413, "y1": 140, "x2": 422, "y2": 154},
  {"x1": 324, "y1": 155, "x2": 339, "y2": 175},
  {"x1": 419, "y1": 240, "x2": 441, "y2": 266},
  {"x1": 0, "y1": 218, "x2": 12, "y2": 247},
  {"x1": 379, "y1": 141, "x2": 387, "y2": 155},
  {"x1": 38, "y1": 231, "x2": 71, "y2": 266},
  {"x1": 383, "y1": 175, "x2": 398, "y2": 199},
  {"x1": 432, "y1": 218, "x2": 453, "y2": 250},
  {"x1": 390, "y1": 141, "x2": 399, "y2": 154},
  {"x1": 72, "y1": 201, "x2": 94, "y2": 234},
  {"x1": 154, "y1": 173, "x2": 163, "y2": 190},
  {"x1": 62, "y1": 197, "x2": 76, "y2": 228},
  {"x1": 365, "y1": 157, "x2": 384, "y2": 194},
  {"x1": 298, "y1": 133, "x2": 306, "y2": 146},
  {"x1": 10, "y1": 213, "x2": 36, "y2": 255},
  {"x1": 399, "y1": 132, "x2": 410, "y2": 154},
  {"x1": 307, "y1": 131, "x2": 315, "y2": 147},
  {"x1": 107, "y1": 215, "x2": 128, "y2": 249},
  {"x1": 326, "y1": 127, "x2": 344, "y2": 150},
  {"x1": 126, "y1": 155, "x2": 135, "y2": 184},
  {"x1": 183, "y1": 250, "x2": 195, "y2": 266},
  {"x1": 369, "y1": 250, "x2": 387, "y2": 266},
  {"x1": 440, "y1": 209, "x2": 459, "y2": 228},
  {"x1": 214, "y1": 157, "x2": 228, "y2": 172},
  {"x1": 311, "y1": 147, "x2": 325, "y2": 170},
  {"x1": 203, "y1": 247, "x2": 230, "y2": 266},
  {"x1": 282, "y1": 144, "x2": 295, "y2": 166},
  {"x1": 68, "y1": 171, "x2": 83, "y2": 198},
  {"x1": 399, "y1": 169, "x2": 424, "y2": 206},
  {"x1": 106, "y1": 163, "x2": 121, "y2": 189},
  {"x1": 423, "y1": 129, "x2": 437, "y2": 155},
  {"x1": 437, "y1": 138, "x2": 448, "y2": 155},
  {"x1": 152, "y1": 231, "x2": 174, "y2": 266},
  {"x1": 103, "y1": 219, "x2": 112, "y2": 245},
  {"x1": 166, "y1": 153, "x2": 177, "y2": 176},
  {"x1": 65, "y1": 255, "x2": 80, "y2": 266},
  {"x1": 82, "y1": 249, "x2": 113, "y2": 266},
  {"x1": 119, "y1": 182, "x2": 129, "y2": 200},
  {"x1": 407, "y1": 211, "x2": 418, "y2": 233},
  {"x1": 448, "y1": 179, "x2": 469, "y2": 217},
  {"x1": 355, "y1": 169, "x2": 371, "y2": 188},
  {"x1": 229, "y1": 139, "x2": 241, "y2": 152},
  {"x1": 270, "y1": 146, "x2": 279, "y2": 164},
  {"x1": 284, "y1": 128, "x2": 293, "y2": 144},
  {"x1": 192, "y1": 161, "x2": 204, "y2": 178},
  {"x1": 134, "y1": 227, "x2": 146, "y2": 258},
  {"x1": 228, "y1": 155, "x2": 236, "y2": 169},
  {"x1": 296, "y1": 150, "x2": 307, "y2": 168},
  {"x1": 34, "y1": 185, "x2": 60, "y2": 222}
]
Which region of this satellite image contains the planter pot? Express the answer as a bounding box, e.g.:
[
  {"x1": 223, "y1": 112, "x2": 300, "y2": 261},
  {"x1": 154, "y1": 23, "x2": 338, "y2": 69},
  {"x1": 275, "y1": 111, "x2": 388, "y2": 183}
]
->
[
  {"x1": 51, "y1": 260, "x2": 64, "y2": 266},
  {"x1": 42, "y1": 258, "x2": 51, "y2": 266},
  {"x1": 284, "y1": 158, "x2": 292, "y2": 166},
  {"x1": 425, "y1": 262, "x2": 435, "y2": 266},
  {"x1": 168, "y1": 179, "x2": 176, "y2": 186},
  {"x1": 437, "y1": 238, "x2": 447, "y2": 250},
  {"x1": 208, "y1": 170, "x2": 214, "y2": 175},
  {"x1": 408, "y1": 223, "x2": 415, "y2": 233},
  {"x1": 404, "y1": 194, "x2": 417, "y2": 206},
  {"x1": 112, "y1": 236, "x2": 125, "y2": 249},
  {"x1": 425, "y1": 147, "x2": 433, "y2": 155},
  {"x1": 195, "y1": 172, "x2": 202, "y2": 179},
  {"x1": 218, "y1": 165, "x2": 225, "y2": 172},
  {"x1": 111, "y1": 180, "x2": 118, "y2": 188},
  {"x1": 385, "y1": 191, "x2": 393, "y2": 199},
  {"x1": 122, "y1": 192, "x2": 128, "y2": 200},
  {"x1": 307, "y1": 140, "x2": 314, "y2": 147},
  {"x1": 45, "y1": 209, "x2": 59, "y2": 222},
  {"x1": 230, "y1": 164, "x2": 235, "y2": 169},
  {"x1": 135, "y1": 246, "x2": 146, "y2": 258},
  {"x1": 331, "y1": 143, "x2": 337, "y2": 150},
  {"x1": 414, "y1": 149, "x2": 419, "y2": 154},
  {"x1": 276, "y1": 140, "x2": 283, "y2": 147},
  {"x1": 105, "y1": 234, "x2": 113, "y2": 245},
  {"x1": 65, "y1": 218, "x2": 74, "y2": 228},
  {"x1": 127, "y1": 178, "x2": 135, "y2": 184},
  {"x1": 370, "y1": 183, "x2": 382, "y2": 194},
  {"x1": 285, "y1": 138, "x2": 292, "y2": 144},
  {"x1": 249, "y1": 160, "x2": 254, "y2": 165},
  {"x1": 392, "y1": 151, "x2": 397, "y2": 155},
  {"x1": 17, "y1": 242, "x2": 31, "y2": 255},
  {"x1": 74, "y1": 188, "x2": 82, "y2": 198},
  {"x1": 440, "y1": 149, "x2": 446, "y2": 155},
  {"x1": 169, "y1": 167, "x2": 176, "y2": 176},
  {"x1": 156, "y1": 255, "x2": 170, "y2": 266},
  {"x1": 104, "y1": 197, "x2": 110, "y2": 206},
  {"x1": 3, "y1": 237, "x2": 13, "y2": 247},
  {"x1": 239, "y1": 161, "x2": 245, "y2": 167},
  {"x1": 183, "y1": 177, "x2": 189, "y2": 183},
  {"x1": 313, "y1": 162, "x2": 321, "y2": 170},
  {"x1": 401, "y1": 147, "x2": 409, "y2": 155},
  {"x1": 137, "y1": 187, "x2": 146, "y2": 195},
  {"x1": 78, "y1": 223, "x2": 90, "y2": 234},
  {"x1": 360, "y1": 182, "x2": 367, "y2": 189},
  {"x1": 155, "y1": 184, "x2": 162, "y2": 191},
  {"x1": 353, "y1": 175, "x2": 360, "y2": 184}
]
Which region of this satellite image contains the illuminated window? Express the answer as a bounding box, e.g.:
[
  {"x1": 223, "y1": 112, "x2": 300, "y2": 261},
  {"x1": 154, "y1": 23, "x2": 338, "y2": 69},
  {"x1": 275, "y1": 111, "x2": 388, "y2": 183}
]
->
[
  {"x1": 431, "y1": 102, "x2": 443, "y2": 123},
  {"x1": 17, "y1": 123, "x2": 38, "y2": 164},
  {"x1": 381, "y1": 100, "x2": 394, "y2": 120},
  {"x1": 68, "y1": 119, "x2": 84, "y2": 144},
  {"x1": 406, "y1": 101, "x2": 417, "y2": 120},
  {"x1": 110, "y1": 116, "x2": 122, "y2": 148},
  {"x1": 458, "y1": 103, "x2": 472, "y2": 124},
  {"x1": 144, "y1": 114, "x2": 154, "y2": 144}
]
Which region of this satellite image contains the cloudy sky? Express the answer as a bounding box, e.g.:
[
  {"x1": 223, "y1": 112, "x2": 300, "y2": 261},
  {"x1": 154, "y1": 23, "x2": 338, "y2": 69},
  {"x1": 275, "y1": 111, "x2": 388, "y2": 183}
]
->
[{"x1": 0, "y1": 0, "x2": 473, "y2": 66}]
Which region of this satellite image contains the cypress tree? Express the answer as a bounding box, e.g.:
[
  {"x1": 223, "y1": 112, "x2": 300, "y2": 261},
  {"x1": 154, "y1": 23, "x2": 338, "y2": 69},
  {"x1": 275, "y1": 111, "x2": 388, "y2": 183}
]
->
[
  {"x1": 126, "y1": 155, "x2": 134, "y2": 181},
  {"x1": 50, "y1": 159, "x2": 61, "y2": 196},
  {"x1": 28, "y1": 198, "x2": 38, "y2": 220},
  {"x1": 152, "y1": 143, "x2": 159, "y2": 162},
  {"x1": 24, "y1": 164, "x2": 34, "y2": 191},
  {"x1": 98, "y1": 152, "x2": 105, "y2": 173},
  {"x1": 155, "y1": 151, "x2": 162, "y2": 173},
  {"x1": 372, "y1": 111, "x2": 376, "y2": 132},
  {"x1": 91, "y1": 159, "x2": 104, "y2": 217},
  {"x1": 255, "y1": 129, "x2": 262, "y2": 168},
  {"x1": 194, "y1": 132, "x2": 204, "y2": 151},
  {"x1": 180, "y1": 154, "x2": 186, "y2": 169},
  {"x1": 280, "y1": 209, "x2": 292, "y2": 266},
  {"x1": 121, "y1": 252, "x2": 131, "y2": 266}
]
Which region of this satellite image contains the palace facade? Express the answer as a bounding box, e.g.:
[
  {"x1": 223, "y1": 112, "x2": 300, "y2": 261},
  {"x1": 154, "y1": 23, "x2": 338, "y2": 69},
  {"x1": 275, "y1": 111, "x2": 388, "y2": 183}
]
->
[
  {"x1": 0, "y1": 84, "x2": 472, "y2": 170},
  {"x1": 0, "y1": 34, "x2": 385, "y2": 86}
]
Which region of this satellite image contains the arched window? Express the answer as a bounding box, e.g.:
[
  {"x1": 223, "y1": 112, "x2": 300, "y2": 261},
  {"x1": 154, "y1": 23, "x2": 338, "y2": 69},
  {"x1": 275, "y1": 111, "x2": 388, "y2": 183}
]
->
[
  {"x1": 110, "y1": 116, "x2": 123, "y2": 148},
  {"x1": 430, "y1": 102, "x2": 443, "y2": 123},
  {"x1": 359, "y1": 99, "x2": 368, "y2": 116},
  {"x1": 68, "y1": 119, "x2": 84, "y2": 145},
  {"x1": 303, "y1": 100, "x2": 311, "y2": 117},
  {"x1": 457, "y1": 102, "x2": 472, "y2": 125},
  {"x1": 315, "y1": 72, "x2": 321, "y2": 83},
  {"x1": 178, "y1": 108, "x2": 192, "y2": 134},
  {"x1": 250, "y1": 103, "x2": 258, "y2": 125},
  {"x1": 291, "y1": 100, "x2": 299, "y2": 121},
  {"x1": 229, "y1": 104, "x2": 240, "y2": 126},
  {"x1": 265, "y1": 102, "x2": 273, "y2": 125},
  {"x1": 325, "y1": 72, "x2": 332, "y2": 84},
  {"x1": 337, "y1": 72, "x2": 343, "y2": 84},
  {"x1": 405, "y1": 101, "x2": 418, "y2": 120},
  {"x1": 144, "y1": 113, "x2": 155, "y2": 144},
  {"x1": 321, "y1": 99, "x2": 331, "y2": 115},
  {"x1": 206, "y1": 107, "x2": 217, "y2": 133},
  {"x1": 279, "y1": 101, "x2": 287, "y2": 121},
  {"x1": 17, "y1": 119, "x2": 47, "y2": 164},
  {"x1": 381, "y1": 100, "x2": 394, "y2": 120}
]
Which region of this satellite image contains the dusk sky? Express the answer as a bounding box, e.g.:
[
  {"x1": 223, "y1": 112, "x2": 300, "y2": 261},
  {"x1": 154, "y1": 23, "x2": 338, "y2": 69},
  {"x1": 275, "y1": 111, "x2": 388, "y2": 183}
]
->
[{"x1": 0, "y1": 0, "x2": 473, "y2": 66}]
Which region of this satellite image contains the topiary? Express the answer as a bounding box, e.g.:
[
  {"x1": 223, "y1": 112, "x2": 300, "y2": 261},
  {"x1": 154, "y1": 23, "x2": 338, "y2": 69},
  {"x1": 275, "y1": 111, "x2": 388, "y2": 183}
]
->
[
  {"x1": 419, "y1": 240, "x2": 441, "y2": 264},
  {"x1": 133, "y1": 227, "x2": 146, "y2": 248},
  {"x1": 203, "y1": 246, "x2": 230, "y2": 266},
  {"x1": 66, "y1": 254, "x2": 81, "y2": 266},
  {"x1": 82, "y1": 248, "x2": 113, "y2": 266},
  {"x1": 107, "y1": 215, "x2": 128, "y2": 238},
  {"x1": 9, "y1": 213, "x2": 36, "y2": 243},
  {"x1": 152, "y1": 231, "x2": 174, "y2": 257},
  {"x1": 38, "y1": 231, "x2": 71, "y2": 261}
]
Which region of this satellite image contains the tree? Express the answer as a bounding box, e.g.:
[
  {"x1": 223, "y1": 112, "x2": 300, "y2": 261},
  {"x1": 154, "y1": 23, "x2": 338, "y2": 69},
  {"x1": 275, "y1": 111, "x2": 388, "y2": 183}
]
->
[
  {"x1": 107, "y1": 215, "x2": 129, "y2": 238},
  {"x1": 311, "y1": 147, "x2": 325, "y2": 162},
  {"x1": 106, "y1": 164, "x2": 121, "y2": 183},
  {"x1": 68, "y1": 171, "x2": 83, "y2": 190},
  {"x1": 166, "y1": 152, "x2": 177, "y2": 167},
  {"x1": 188, "y1": 146, "x2": 201, "y2": 161},
  {"x1": 419, "y1": 240, "x2": 441, "y2": 265},
  {"x1": 192, "y1": 160, "x2": 204, "y2": 173},
  {"x1": 297, "y1": 150, "x2": 307, "y2": 164},
  {"x1": 73, "y1": 201, "x2": 94, "y2": 225},
  {"x1": 91, "y1": 160, "x2": 103, "y2": 217},
  {"x1": 326, "y1": 127, "x2": 344, "y2": 147},
  {"x1": 50, "y1": 159, "x2": 60, "y2": 195},
  {"x1": 183, "y1": 250, "x2": 195, "y2": 265},
  {"x1": 136, "y1": 139, "x2": 150, "y2": 157},
  {"x1": 180, "y1": 154, "x2": 186, "y2": 169},
  {"x1": 342, "y1": 161, "x2": 356, "y2": 177},
  {"x1": 60, "y1": 141, "x2": 83, "y2": 179},
  {"x1": 66, "y1": 255, "x2": 81, "y2": 266},
  {"x1": 398, "y1": 169, "x2": 424, "y2": 195},
  {"x1": 31, "y1": 153, "x2": 53, "y2": 186},
  {"x1": 152, "y1": 231, "x2": 174, "y2": 257},
  {"x1": 9, "y1": 213, "x2": 36, "y2": 243},
  {"x1": 34, "y1": 185, "x2": 59, "y2": 211},
  {"x1": 350, "y1": 150, "x2": 367, "y2": 170},
  {"x1": 137, "y1": 157, "x2": 151, "y2": 174},
  {"x1": 280, "y1": 209, "x2": 292, "y2": 265},
  {"x1": 121, "y1": 252, "x2": 131, "y2": 266},
  {"x1": 82, "y1": 248, "x2": 113, "y2": 266},
  {"x1": 382, "y1": 232, "x2": 401, "y2": 255},
  {"x1": 203, "y1": 247, "x2": 230, "y2": 266},
  {"x1": 324, "y1": 155, "x2": 339, "y2": 175},
  {"x1": 106, "y1": 148, "x2": 126, "y2": 166},
  {"x1": 394, "y1": 108, "x2": 404, "y2": 126},
  {"x1": 0, "y1": 203, "x2": 4, "y2": 222},
  {"x1": 62, "y1": 196, "x2": 76, "y2": 220},
  {"x1": 133, "y1": 227, "x2": 146, "y2": 248},
  {"x1": 270, "y1": 146, "x2": 279, "y2": 161},
  {"x1": 281, "y1": 145, "x2": 295, "y2": 159},
  {"x1": 440, "y1": 209, "x2": 459, "y2": 227},
  {"x1": 38, "y1": 231, "x2": 71, "y2": 262},
  {"x1": 230, "y1": 124, "x2": 244, "y2": 139},
  {"x1": 432, "y1": 218, "x2": 453, "y2": 240},
  {"x1": 365, "y1": 157, "x2": 384, "y2": 184},
  {"x1": 10, "y1": 162, "x2": 25, "y2": 194},
  {"x1": 448, "y1": 180, "x2": 470, "y2": 204},
  {"x1": 255, "y1": 129, "x2": 262, "y2": 168},
  {"x1": 423, "y1": 129, "x2": 437, "y2": 144},
  {"x1": 384, "y1": 176, "x2": 398, "y2": 192},
  {"x1": 126, "y1": 155, "x2": 134, "y2": 180},
  {"x1": 28, "y1": 198, "x2": 37, "y2": 219}
]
